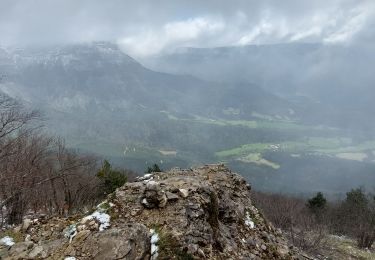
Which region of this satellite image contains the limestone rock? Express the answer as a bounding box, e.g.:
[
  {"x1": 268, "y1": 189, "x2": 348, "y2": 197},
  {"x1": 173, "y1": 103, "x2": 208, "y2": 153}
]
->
[
  {"x1": 1, "y1": 164, "x2": 303, "y2": 259},
  {"x1": 142, "y1": 181, "x2": 167, "y2": 208},
  {"x1": 28, "y1": 245, "x2": 45, "y2": 258},
  {"x1": 79, "y1": 224, "x2": 150, "y2": 259},
  {"x1": 179, "y1": 188, "x2": 189, "y2": 198},
  {"x1": 22, "y1": 218, "x2": 33, "y2": 232},
  {"x1": 113, "y1": 164, "x2": 301, "y2": 259},
  {"x1": 165, "y1": 191, "x2": 179, "y2": 201},
  {"x1": 9, "y1": 241, "x2": 34, "y2": 255}
]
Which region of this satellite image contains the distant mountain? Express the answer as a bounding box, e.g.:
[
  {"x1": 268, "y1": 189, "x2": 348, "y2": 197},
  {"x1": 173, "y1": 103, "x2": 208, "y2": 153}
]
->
[
  {"x1": 143, "y1": 43, "x2": 322, "y2": 93},
  {"x1": 0, "y1": 42, "x2": 294, "y2": 118},
  {"x1": 143, "y1": 43, "x2": 375, "y2": 132}
]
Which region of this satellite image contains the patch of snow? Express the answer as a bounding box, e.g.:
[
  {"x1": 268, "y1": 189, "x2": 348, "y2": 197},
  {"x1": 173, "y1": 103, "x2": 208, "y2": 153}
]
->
[
  {"x1": 0, "y1": 236, "x2": 15, "y2": 246},
  {"x1": 92, "y1": 212, "x2": 110, "y2": 231},
  {"x1": 141, "y1": 198, "x2": 151, "y2": 208},
  {"x1": 82, "y1": 211, "x2": 111, "y2": 231},
  {"x1": 150, "y1": 229, "x2": 159, "y2": 259},
  {"x1": 151, "y1": 243, "x2": 158, "y2": 254},
  {"x1": 144, "y1": 174, "x2": 152, "y2": 178},
  {"x1": 151, "y1": 232, "x2": 159, "y2": 244},
  {"x1": 64, "y1": 257, "x2": 76, "y2": 260},
  {"x1": 245, "y1": 211, "x2": 255, "y2": 229},
  {"x1": 64, "y1": 224, "x2": 77, "y2": 243},
  {"x1": 138, "y1": 173, "x2": 154, "y2": 182}
]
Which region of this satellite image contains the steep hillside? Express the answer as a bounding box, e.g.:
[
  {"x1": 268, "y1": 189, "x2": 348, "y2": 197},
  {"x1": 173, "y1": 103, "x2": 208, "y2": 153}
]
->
[{"x1": 0, "y1": 42, "x2": 294, "y2": 118}]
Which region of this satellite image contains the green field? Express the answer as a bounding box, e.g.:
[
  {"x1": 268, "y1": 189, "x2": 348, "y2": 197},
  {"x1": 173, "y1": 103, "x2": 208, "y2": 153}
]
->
[
  {"x1": 237, "y1": 153, "x2": 280, "y2": 169},
  {"x1": 161, "y1": 111, "x2": 319, "y2": 131},
  {"x1": 216, "y1": 138, "x2": 375, "y2": 163},
  {"x1": 68, "y1": 111, "x2": 375, "y2": 173}
]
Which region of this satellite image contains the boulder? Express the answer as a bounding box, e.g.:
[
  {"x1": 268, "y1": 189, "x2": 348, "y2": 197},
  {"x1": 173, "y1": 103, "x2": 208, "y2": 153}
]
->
[{"x1": 78, "y1": 224, "x2": 150, "y2": 260}]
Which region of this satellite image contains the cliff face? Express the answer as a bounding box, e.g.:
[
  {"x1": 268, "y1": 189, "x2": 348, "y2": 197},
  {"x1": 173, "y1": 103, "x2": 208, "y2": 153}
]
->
[{"x1": 0, "y1": 164, "x2": 300, "y2": 259}]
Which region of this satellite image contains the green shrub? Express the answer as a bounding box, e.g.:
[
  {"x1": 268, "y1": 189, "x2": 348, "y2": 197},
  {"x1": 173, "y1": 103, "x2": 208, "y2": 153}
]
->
[
  {"x1": 307, "y1": 192, "x2": 327, "y2": 213},
  {"x1": 97, "y1": 160, "x2": 127, "y2": 194},
  {"x1": 146, "y1": 163, "x2": 162, "y2": 173}
]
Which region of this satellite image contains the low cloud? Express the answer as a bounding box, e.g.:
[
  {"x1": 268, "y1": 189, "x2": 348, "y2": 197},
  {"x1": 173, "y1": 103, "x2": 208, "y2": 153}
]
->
[
  {"x1": 118, "y1": 16, "x2": 225, "y2": 56},
  {"x1": 0, "y1": 0, "x2": 374, "y2": 57}
]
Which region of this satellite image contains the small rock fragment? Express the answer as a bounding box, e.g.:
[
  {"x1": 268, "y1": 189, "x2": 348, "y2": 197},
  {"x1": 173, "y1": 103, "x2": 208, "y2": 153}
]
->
[{"x1": 179, "y1": 189, "x2": 189, "y2": 198}]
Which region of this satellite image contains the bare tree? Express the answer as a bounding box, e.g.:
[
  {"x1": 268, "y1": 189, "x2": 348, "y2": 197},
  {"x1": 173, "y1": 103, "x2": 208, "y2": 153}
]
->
[
  {"x1": 0, "y1": 94, "x2": 40, "y2": 160},
  {"x1": 333, "y1": 188, "x2": 375, "y2": 248},
  {"x1": 252, "y1": 191, "x2": 328, "y2": 253},
  {"x1": 0, "y1": 94, "x2": 100, "y2": 225}
]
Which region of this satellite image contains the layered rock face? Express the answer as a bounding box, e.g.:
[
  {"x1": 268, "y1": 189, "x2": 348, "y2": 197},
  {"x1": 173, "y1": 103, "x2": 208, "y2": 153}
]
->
[{"x1": 0, "y1": 164, "x2": 299, "y2": 259}]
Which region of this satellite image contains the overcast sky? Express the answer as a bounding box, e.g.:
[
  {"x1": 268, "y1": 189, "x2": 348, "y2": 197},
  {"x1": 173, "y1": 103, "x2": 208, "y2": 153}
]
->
[{"x1": 0, "y1": 0, "x2": 374, "y2": 57}]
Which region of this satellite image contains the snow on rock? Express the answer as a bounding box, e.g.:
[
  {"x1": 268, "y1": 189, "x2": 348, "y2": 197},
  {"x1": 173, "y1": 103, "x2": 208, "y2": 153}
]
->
[
  {"x1": 82, "y1": 211, "x2": 111, "y2": 231},
  {"x1": 245, "y1": 211, "x2": 255, "y2": 229},
  {"x1": 150, "y1": 229, "x2": 159, "y2": 260},
  {"x1": 92, "y1": 212, "x2": 110, "y2": 231},
  {"x1": 138, "y1": 173, "x2": 154, "y2": 182},
  {"x1": 64, "y1": 257, "x2": 76, "y2": 260},
  {"x1": 64, "y1": 224, "x2": 77, "y2": 243},
  {"x1": 0, "y1": 236, "x2": 15, "y2": 246},
  {"x1": 143, "y1": 174, "x2": 153, "y2": 179},
  {"x1": 77, "y1": 200, "x2": 113, "y2": 232},
  {"x1": 151, "y1": 231, "x2": 159, "y2": 244},
  {"x1": 141, "y1": 198, "x2": 150, "y2": 207}
]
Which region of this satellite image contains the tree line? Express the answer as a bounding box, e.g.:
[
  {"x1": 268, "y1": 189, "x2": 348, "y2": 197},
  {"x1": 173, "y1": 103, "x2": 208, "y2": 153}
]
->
[
  {"x1": 0, "y1": 94, "x2": 135, "y2": 227},
  {"x1": 253, "y1": 188, "x2": 375, "y2": 254}
]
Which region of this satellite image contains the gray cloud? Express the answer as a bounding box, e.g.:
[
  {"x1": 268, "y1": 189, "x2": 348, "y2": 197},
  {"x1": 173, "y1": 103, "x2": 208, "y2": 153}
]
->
[{"x1": 0, "y1": 0, "x2": 374, "y2": 57}]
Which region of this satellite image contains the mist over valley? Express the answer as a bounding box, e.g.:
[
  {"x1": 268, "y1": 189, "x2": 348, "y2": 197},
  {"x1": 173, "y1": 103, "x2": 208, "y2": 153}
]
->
[{"x1": 1, "y1": 41, "x2": 375, "y2": 196}]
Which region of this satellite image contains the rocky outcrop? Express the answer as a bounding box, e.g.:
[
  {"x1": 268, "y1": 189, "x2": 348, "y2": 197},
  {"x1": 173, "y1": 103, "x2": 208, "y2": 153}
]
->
[{"x1": 0, "y1": 164, "x2": 301, "y2": 259}]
